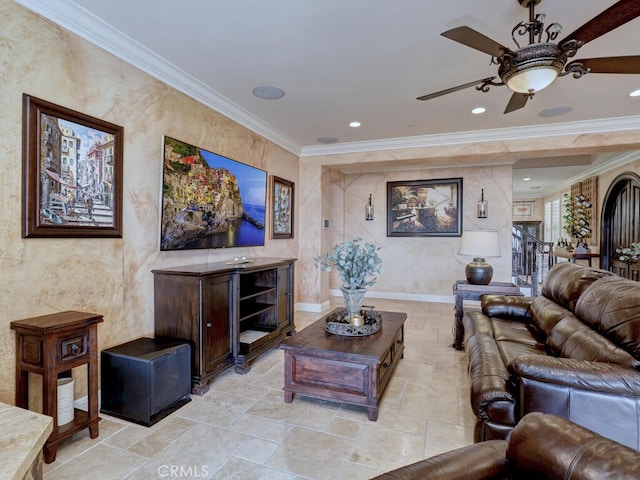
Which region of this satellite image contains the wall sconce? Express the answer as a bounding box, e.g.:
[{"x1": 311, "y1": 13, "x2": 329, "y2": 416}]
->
[
  {"x1": 477, "y1": 189, "x2": 488, "y2": 218},
  {"x1": 365, "y1": 194, "x2": 374, "y2": 221}
]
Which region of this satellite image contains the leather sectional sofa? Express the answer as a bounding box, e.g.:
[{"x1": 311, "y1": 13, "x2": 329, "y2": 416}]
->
[
  {"x1": 372, "y1": 412, "x2": 640, "y2": 479},
  {"x1": 462, "y1": 262, "x2": 640, "y2": 448}
]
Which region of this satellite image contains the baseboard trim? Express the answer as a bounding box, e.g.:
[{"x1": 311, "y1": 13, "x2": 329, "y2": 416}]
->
[{"x1": 296, "y1": 290, "x2": 454, "y2": 312}]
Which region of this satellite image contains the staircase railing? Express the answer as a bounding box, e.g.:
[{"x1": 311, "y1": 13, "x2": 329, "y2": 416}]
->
[{"x1": 512, "y1": 225, "x2": 555, "y2": 296}]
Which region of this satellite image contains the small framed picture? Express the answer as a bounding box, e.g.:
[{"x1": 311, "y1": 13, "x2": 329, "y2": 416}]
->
[
  {"x1": 513, "y1": 201, "x2": 533, "y2": 217},
  {"x1": 271, "y1": 176, "x2": 294, "y2": 239},
  {"x1": 22, "y1": 94, "x2": 123, "y2": 238}
]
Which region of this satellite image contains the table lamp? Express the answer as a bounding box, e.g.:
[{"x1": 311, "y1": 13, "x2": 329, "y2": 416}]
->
[{"x1": 457, "y1": 230, "x2": 501, "y2": 285}]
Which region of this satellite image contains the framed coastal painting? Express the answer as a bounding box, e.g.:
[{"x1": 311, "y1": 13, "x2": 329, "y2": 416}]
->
[
  {"x1": 160, "y1": 136, "x2": 267, "y2": 250},
  {"x1": 387, "y1": 178, "x2": 463, "y2": 237},
  {"x1": 21, "y1": 94, "x2": 123, "y2": 238},
  {"x1": 271, "y1": 175, "x2": 294, "y2": 239}
]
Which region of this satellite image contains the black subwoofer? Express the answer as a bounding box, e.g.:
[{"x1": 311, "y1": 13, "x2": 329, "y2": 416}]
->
[{"x1": 101, "y1": 337, "x2": 191, "y2": 426}]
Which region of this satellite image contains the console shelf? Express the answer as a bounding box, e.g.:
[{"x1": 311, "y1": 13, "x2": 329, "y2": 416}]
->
[
  {"x1": 239, "y1": 302, "x2": 276, "y2": 322},
  {"x1": 153, "y1": 258, "x2": 295, "y2": 394}
]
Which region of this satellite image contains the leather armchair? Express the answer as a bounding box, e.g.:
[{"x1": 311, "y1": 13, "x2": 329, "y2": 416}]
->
[{"x1": 372, "y1": 412, "x2": 640, "y2": 480}]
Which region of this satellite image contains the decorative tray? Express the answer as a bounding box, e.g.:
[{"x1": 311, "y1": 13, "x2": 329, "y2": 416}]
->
[{"x1": 325, "y1": 309, "x2": 381, "y2": 336}]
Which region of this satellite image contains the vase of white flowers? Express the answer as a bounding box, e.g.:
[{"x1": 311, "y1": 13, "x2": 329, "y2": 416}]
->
[
  {"x1": 315, "y1": 237, "x2": 383, "y2": 319},
  {"x1": 616, "y1": 242, "x2": 640, "y2": 264}
]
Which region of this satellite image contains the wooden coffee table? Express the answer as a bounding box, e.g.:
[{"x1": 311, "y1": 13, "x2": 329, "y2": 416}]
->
[{"x1": 280, "y1": 310, "x2": 406, "y2": 421}]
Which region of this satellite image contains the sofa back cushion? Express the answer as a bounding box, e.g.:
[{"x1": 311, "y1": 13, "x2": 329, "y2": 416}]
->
[
  {"x1": 575, "y1": 276, "x2": 640, "y2": 359},
  {"x1": 541, "y1": 262, "x2": 614, "y2": 312},
  {"x1": 546, "y1": 314, "x2": 640, "y2": 368},
  {"x1": 530, "y1": 296, "x2": 572, "y2": 337}
]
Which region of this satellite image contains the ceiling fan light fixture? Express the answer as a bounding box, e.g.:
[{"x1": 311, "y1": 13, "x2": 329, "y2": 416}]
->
[
  {"x1": 499, "y1": 43, "x2": 565, "y2": 94},
  {"x1": 505, "y1": 65, "x2": 559, "y2": 93}
]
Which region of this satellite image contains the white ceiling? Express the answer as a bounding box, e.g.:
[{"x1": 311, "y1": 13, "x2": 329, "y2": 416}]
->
[{"x1": 17, "y1": 0, "x2": 640, "y2": 197}]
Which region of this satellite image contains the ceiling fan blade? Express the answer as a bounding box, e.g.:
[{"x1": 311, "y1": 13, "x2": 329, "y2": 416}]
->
[
  {"x1": 504, "y1": 92, "x2": 529, "y2": 114},
  {"x1": 441, "y1": 26, "x2": 510, "y2": 57},
  {"x1": 566, "y1": 56, "x2": 640, "y2": 74},
  {"x1": 417, "y1": 77, "x2": 497, "y2": 101},
  {"x1": 559, "y1": 0, "x2": 640, "y2": 48}
]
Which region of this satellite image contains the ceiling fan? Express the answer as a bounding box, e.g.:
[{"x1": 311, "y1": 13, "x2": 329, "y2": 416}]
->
[{"x1": 417, "y1": 0, "x2": 640, "y2": 113}]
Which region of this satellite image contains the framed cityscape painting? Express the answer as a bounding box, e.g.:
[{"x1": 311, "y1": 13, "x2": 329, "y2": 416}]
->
[
  {"x1": 271, "y1": 175, "x2": 294, "y2": 239},
  {"x1": 387, "y1": 178, "x2": 463, "y2": 237},
  {"x1": 21, "y1": 94, "x2": 123, "y2": 238}
]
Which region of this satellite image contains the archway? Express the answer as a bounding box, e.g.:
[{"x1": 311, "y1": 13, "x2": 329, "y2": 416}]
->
[{"x1": 600, "y1": 172, "x2": 640, "y2": 280}]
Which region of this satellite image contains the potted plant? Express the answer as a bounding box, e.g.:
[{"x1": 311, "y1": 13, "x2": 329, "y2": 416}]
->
[{"x1": 315, "y1": 237, "x2": 383, "y2": 319}]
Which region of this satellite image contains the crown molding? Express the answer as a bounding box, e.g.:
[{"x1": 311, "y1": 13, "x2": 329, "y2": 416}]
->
[
  {"x1": 300, "y1": 115, "x2": 640, "y2": 157},
  {"x1": 14, "y1": 0, "x2": 302, "y2": 155},
  {"x1": 512, "y1": 150, "x2": 640, "y2": 200},
  {"x1": 16, "y1": 0, "x2": 640, "y2": 160},
  {"x1": 563, "y1": 150, "x2": 640, "y2": 188}
]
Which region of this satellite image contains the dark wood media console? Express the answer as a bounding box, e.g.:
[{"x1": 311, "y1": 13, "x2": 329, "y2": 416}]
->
[{"x1": 152, "y1": 257, "x2": 295, "y2": 394}]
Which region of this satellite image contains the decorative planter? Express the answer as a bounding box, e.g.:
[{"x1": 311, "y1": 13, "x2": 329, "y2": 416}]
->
[
  {"x1": 57, "y1": 378, "x2": 75, "y2": 426},
  {"x1": 341, "y1": 287, "x2": 367, "y2": 319}
]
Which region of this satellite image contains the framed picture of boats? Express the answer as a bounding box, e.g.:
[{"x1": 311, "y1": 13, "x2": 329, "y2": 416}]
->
[
  {"x1": 160, "y1": 136, "x2": 267, "y2": 250},
  {"x1": 21, "y1": 94, "x2": 123, "y2": 238},
  {"x1": 387, "y1": 178, "x2": 463, "y2": 237}
]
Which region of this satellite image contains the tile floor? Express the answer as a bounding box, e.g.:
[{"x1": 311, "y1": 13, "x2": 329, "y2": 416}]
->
[{"x1": 43, "y1": 298, "x2": 475, "y2": 479}]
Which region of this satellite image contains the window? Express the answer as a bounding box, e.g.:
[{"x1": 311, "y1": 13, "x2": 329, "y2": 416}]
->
[{"x1": 544, "y1": 198, "x2": 562, "y2": 244}]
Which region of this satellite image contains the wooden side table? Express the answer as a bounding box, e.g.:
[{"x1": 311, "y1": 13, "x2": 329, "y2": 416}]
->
[
  {"x1": 452, "y1": 281, "x2": 523, "y2": 350},
  {"x1": 11, "y1": 311, "x2": 103, "y2": 463},
  {"x1": 553, "y1": 248, "x2": 599, "y2": 267}
]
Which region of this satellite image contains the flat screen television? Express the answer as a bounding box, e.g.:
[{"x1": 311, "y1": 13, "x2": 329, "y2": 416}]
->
[{"x1": 160, "y1": 136, "x2": 267, "y2": 250}]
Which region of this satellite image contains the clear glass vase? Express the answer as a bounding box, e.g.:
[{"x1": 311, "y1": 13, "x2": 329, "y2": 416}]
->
[{"x1": 341, "y1": 287, "x2": 367, "y2": 318}]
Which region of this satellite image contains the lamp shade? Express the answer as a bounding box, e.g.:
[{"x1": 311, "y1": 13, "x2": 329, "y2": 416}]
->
[
  {"x1": 458, "y1": 230, "x2": 501, "y2": 258},
  {"x1": 505, "y1": 66, "x2": 558, "y2": 93}
]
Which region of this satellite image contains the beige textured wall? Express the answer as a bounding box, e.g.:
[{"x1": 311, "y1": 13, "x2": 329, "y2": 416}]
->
[
  {"x1": 0, "y1": 2, "x2": 298, "y2": 404},
  {"x1": 3, "y1": 1, "x2": 640, "y2": 405},
  {"x1": 314, "y1": 165, "x2": 513, "y2": 299}
]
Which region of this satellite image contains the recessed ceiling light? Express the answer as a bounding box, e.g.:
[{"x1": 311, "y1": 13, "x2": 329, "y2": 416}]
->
[
  {"x1": 471, "y1": 107, "x2": 486, "y2": 114},
  {"x1": 630, "y1": 89, "x2": 640, "y2": 97},
  {"x1": 349, "y1": 121, "x2": 361, "y2": 128},
  {"x1": 523, "y1": 177, "x2": 531, "y2": 181},
  {"x1": 252, "y1": 86, "x2": 285, "y2": 100},
  {"x1": 317, "y1": 137, "x2": 338, "y2": 144}
]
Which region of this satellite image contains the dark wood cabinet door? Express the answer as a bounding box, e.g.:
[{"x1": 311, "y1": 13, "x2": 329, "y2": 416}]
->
[
  {"x1": 203, "y1": 274, "x2": 234, "y2": 375},
  {"x1": 601, "y1": 173, "x2": 640, "y2": 279},
  {"x1": 277, "y1": 264, "x2": 293, "y2": 330}
]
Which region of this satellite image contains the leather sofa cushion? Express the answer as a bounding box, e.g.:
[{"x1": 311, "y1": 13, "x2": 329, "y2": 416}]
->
[
  {"x1": 370, "y1": 440, "x2": 509, "y2": 480},
  {"x1": 497, "y1": 340, "x2": 546, "y2": 367},
  {"x1": 507, "y1": 412, "x2": 640, "y2": 480},
  {"x1": 463, "y1": 311, "x2": 494, "y2": 341},
  {"x1": 492, "y1": 319, "x2": 540, "y2": 346},
  {"x1": 575, "y1": 276, "x2": 640, "y2": 359},
  {"x1": 529, "y1": 296, "x2": 571, "y2": 336},
  {"x1": 482, "y1": 295, "x2": 532, "y2": 320},
  {"x1": 541, "y1": 262, "x2": 613, "y2": 312},
  {"x1": 546, "y1": 314, "x2": 640, "y2": 368}
]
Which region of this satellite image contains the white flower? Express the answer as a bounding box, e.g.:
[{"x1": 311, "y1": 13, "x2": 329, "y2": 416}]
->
[{"x1": 616, "y1": 242, "x2": 640, "y2": 264}]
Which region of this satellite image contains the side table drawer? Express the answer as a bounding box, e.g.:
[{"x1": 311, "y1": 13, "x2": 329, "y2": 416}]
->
[
  {"x1": 59, "y1": 330, "x2": 89, "y2": 362},
  {"x1": 378, "y1": 327, "x2": 404, "y2": 388}
]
